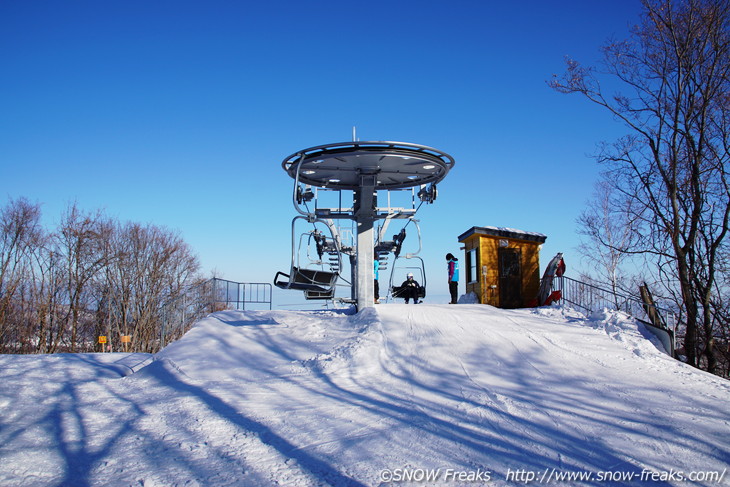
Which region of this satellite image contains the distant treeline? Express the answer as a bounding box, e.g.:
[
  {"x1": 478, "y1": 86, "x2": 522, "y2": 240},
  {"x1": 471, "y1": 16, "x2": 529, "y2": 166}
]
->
[{"x1": 0, "y1": 197, "x2": 210, "y2": 354}]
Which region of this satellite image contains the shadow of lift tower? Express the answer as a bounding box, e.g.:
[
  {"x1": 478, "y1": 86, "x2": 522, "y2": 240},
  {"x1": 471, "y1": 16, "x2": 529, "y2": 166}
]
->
[{"x1": 274, "y1": 141, "x2": 455, "y2": 311}]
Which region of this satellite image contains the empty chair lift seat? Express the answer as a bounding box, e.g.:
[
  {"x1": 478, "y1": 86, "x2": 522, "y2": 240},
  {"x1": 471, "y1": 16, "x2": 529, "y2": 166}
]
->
[{"x1": 274, "y1": 267, "x2": 338, "y2": 294}]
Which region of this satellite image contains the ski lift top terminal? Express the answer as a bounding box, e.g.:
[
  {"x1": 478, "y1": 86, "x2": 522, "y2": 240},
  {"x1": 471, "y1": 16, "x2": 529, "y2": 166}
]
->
[
  {"x1": 282, "y1": 141, "x2": 454, "y2": 190},
  {"x1": 278, "y1": 141, "x2": 455, "y2": 311}
]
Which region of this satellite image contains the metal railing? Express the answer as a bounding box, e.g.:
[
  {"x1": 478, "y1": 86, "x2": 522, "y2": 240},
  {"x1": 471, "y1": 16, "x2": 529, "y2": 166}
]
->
[
  {"x1": 553, "y1": 275, "x2": 677, "y2": 354},
  {"x1": 208, "y1": 278, "x2": 273, "y2": 310},
  {"x1": 159, "y1": 281, "x2": 212, "y2": 349},
  {"x1": 159, "y1": 278, "x2": 272, "y2": 349}
]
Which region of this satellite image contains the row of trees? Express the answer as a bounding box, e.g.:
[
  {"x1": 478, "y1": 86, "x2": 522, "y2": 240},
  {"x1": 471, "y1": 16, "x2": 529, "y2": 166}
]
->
[
  {"x1": 551, "y1": 0, "x2": 730, "y2": 377},
  {"x1": 0, "y1": 197, "x2": 208, "y2": 354}
]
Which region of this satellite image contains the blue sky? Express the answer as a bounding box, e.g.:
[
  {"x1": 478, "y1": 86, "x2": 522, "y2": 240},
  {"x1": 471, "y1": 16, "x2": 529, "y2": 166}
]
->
[{"x1": 1, "y1": 1, "x2": 644, "y2": 305}]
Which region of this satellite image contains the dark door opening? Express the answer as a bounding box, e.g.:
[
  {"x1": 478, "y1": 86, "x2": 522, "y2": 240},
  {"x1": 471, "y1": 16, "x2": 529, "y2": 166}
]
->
[{"x1": 498, "y1": 248, "x2": 522, "y2": 308}]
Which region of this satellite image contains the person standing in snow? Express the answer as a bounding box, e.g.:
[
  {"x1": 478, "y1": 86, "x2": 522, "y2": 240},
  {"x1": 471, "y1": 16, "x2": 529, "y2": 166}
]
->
[
  {"x1": 446, "y1": 253, "x2": 459, "y2": 304},
  {"x1": 374, "y1": 259, "x2": 380, "y2": 304},
  {"x1": 400, "y1": 272, "x2": 421, "y2": 304}
]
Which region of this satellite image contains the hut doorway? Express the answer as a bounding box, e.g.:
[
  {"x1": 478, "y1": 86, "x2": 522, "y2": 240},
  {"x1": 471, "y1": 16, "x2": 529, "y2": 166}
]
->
[{"x1": 498, "y1": 248, "x2": 522, "y2": 308}]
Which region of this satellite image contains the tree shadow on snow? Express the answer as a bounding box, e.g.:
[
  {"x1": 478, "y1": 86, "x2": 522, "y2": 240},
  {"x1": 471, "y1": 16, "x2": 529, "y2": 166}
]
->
[{"x1": 136, "y1": 358, "x2": 368, "y2": 486}]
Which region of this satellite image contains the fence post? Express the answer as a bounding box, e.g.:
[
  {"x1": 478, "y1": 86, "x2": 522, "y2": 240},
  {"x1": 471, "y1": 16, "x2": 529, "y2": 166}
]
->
[{"x1": 242, "y1": 282, "x2": 246, "y2": 311}]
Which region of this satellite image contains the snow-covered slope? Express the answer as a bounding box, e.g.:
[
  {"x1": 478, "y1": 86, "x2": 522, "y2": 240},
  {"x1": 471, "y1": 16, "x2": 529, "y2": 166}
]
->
[{"x1": 0, "y1": 304, "x2": 728, "y2": 486}]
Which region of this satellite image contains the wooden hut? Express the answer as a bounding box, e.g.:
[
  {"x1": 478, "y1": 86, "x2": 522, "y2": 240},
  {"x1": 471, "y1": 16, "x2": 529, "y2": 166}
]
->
[{"x1": 458, "y1": 226, "x2": 547, "y2": 308}]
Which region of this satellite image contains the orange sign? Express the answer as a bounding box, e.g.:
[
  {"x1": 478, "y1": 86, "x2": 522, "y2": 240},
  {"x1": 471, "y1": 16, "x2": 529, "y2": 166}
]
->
[
  {"x1": 98, "y1": 336, "x2": 107, "y2": 344},
  {"x1": 120, "y1": 335, "x2": 131, "y2": 343}
]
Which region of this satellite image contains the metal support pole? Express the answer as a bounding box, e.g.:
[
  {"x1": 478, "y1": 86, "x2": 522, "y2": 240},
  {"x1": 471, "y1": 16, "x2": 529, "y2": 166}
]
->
[{"x1": 354, "y1": 179, "x2": 376, "y2": 311}]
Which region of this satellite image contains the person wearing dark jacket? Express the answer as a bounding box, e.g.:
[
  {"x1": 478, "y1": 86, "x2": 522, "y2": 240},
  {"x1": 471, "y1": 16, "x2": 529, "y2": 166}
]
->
[
  {"x1": 400, "y1": 273, "x2": 421, "y2": 304},
  {"x1": 446, "y1": 253, "x2": 459, "y2": 304}
]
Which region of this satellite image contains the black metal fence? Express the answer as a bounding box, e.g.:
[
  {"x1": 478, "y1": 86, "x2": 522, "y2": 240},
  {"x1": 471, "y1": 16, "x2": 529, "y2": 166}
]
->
[
  {"x1": 553, "y1": 275, "x2": 677, "y2": 355},
  {"x1": 159, "y1": 281, "x2": 213, "y2": 349},
  {"x1": 207, "y1": 278, "x2": 273, "y2": 311},
  {"x1": 158, "y1": 278, "x2": 272, "y2": 348}
]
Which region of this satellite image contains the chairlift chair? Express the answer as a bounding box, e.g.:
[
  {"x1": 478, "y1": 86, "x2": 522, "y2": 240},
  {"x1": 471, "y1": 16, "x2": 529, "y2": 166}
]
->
[
  {"x1": 274, "y1": 217, "x2": 341, "y2": 298},
  {"x1": 388, "y1": 256, "x2": 427, "y2": 302}
]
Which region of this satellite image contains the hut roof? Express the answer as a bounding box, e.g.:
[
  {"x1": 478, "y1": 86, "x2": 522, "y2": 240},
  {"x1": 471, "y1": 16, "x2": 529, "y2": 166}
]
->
[{"x1": 458, "y1": 226, "x2": 547, "y2": 244}]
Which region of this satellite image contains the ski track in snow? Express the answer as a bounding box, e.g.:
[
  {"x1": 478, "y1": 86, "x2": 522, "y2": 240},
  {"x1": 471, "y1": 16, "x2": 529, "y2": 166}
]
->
[{"x1": 0, "y1": 304, "x2": 729, "y2": 486}]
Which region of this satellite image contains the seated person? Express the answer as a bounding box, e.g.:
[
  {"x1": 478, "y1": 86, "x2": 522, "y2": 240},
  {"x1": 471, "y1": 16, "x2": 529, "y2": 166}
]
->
[{"x1": 400, "y1": 273, "x2": 421, "y2": 304}]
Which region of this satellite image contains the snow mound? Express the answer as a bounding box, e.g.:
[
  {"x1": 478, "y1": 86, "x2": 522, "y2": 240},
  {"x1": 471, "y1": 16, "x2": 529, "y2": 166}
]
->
[
  {"x1": 457, "y1": 291, "x2": 480, "y2": 304},
  {"x1": 586, "y1": 307, "x2": 668, "y2": 358},
  {"x1": 1, "y1": 304, "x2": 728, "y2": 487}
]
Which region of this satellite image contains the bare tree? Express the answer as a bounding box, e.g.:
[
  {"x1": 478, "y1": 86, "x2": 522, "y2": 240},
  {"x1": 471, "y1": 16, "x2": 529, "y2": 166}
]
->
[
  {"x1": 551, "y1": 0, "x2": 730, "y2": 372},
  {"x1": 57, "y1": 204, "x2": 111, "y2": 352},
  {"x1": 0, "y1": 198, "x2": 43, "y2": 352},
  {"x1": 0, "y1": 197, "x2": 206, "y2": 354},
  {"x1": 577, "y1": 180, "x2": 640, "y2": 304},
  {"x1": 32, "y1": 247, "x2": 63, "y2": 353},
  {"x1": 104, "y1": 222, "x2": 201, "y2": 352}
]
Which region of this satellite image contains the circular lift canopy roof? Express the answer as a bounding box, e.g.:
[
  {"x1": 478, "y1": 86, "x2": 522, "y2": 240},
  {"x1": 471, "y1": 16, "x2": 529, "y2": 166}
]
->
[{"x1": 282, "y1": 141, "x2": 455, "y2": 190}]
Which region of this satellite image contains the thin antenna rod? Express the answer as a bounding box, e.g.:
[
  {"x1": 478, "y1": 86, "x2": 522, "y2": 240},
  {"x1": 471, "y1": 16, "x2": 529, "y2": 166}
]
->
[{"x1": 352, "y1": 126, "x2": 357, "y2": 142}]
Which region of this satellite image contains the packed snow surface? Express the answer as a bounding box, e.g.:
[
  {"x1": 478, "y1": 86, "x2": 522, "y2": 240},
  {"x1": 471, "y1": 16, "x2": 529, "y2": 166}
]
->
[{"x1": 1, "y1": 304, "x2": 728, "y2": 486}]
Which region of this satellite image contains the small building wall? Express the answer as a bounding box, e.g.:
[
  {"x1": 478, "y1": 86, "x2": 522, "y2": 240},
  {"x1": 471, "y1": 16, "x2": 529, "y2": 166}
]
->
[{"x1": 458, "y1": 226, "x2": 547, "y2": 308}]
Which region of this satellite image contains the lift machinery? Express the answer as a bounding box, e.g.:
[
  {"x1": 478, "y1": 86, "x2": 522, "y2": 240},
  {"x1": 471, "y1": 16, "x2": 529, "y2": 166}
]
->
[{"x1": 274, "y1": 141, "x2": 454, "y2": 311}]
